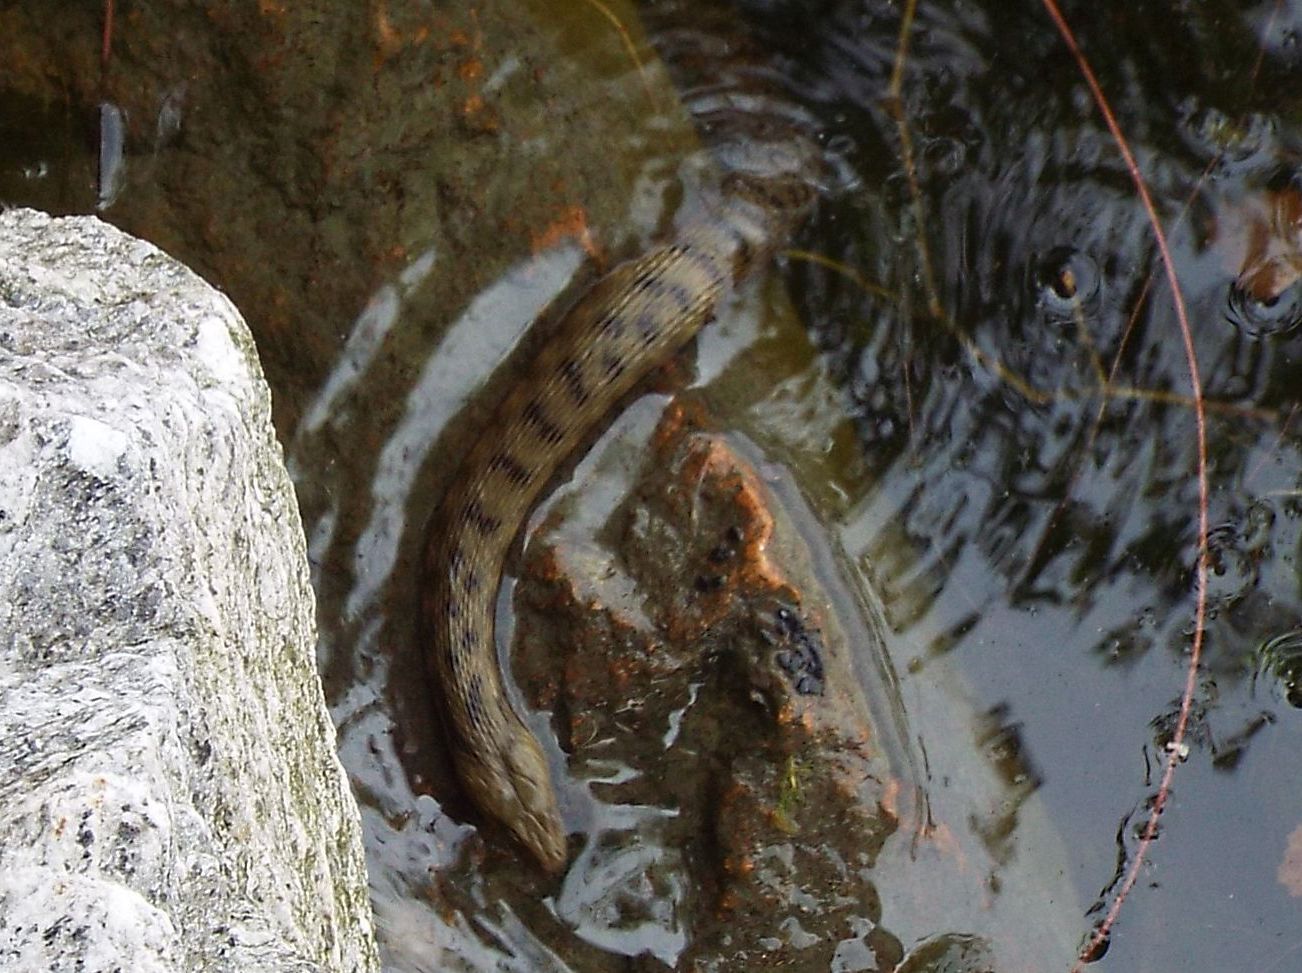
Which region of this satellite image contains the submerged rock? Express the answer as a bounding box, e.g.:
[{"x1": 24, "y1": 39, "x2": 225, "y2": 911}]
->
[
  {"x1": 0, "y1": 209, "x2": 377, "y2": 972},
  {"x1": 482, "y1": 391, "x2": 1083, "y2": 971},
  {"x1": 509, "y1": 399, "x2": 906, "y2": 969}
]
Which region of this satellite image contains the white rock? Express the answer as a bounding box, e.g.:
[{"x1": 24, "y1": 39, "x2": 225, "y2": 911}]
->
[{"x1": 0, "y1": 209, "x2": 378, "y2": 973}]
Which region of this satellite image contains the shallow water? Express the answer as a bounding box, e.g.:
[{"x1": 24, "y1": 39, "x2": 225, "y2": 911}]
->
[{"x1": 3, "y1": 0, "x2": 1301, "y2": 970}]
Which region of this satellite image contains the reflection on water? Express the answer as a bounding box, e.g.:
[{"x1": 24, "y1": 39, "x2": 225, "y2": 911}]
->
[
  {"x1": 299, "y1": 244, "x2": 584, "y2": 628},
  {"x1": 3, "y1": 0, "x2": 1302, "y2": 970},
  {"x1": 554, "y1": 802, "x2": 688, "y2": 965},
  {"x1": 771, "y1": 3, "x2": 1302, "y2": 970}
]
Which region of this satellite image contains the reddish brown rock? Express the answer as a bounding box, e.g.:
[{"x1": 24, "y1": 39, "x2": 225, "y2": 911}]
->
[{"x1": 511, "y1": 399, "x2": 911, "y2": 968}]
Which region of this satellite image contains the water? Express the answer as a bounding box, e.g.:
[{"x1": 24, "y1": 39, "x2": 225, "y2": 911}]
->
[{"x1": 2, "y1": 0, "x2": 1300, "y2": 969}]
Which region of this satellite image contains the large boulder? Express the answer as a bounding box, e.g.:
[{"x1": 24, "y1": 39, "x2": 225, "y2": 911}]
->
[{"x1": 0, "y1": 208, "x2": 377, "y2": 973}]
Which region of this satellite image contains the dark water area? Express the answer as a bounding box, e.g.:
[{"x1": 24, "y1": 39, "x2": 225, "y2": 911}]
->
[
  {"x1": 764, "y1": 2, "x2": 1302, "y2": 970},
  {"x1": 3, "y1": 0, "x2": 1301, "y2": 970}
]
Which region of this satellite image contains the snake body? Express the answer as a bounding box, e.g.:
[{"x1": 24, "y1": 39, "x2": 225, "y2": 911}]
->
[{"x1": 423, "y1": 174, "x2": 814, "y2": 871}]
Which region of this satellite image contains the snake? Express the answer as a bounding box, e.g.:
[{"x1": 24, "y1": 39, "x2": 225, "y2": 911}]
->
[{"x1": 422, "y1": 165, "x2": 817, "y2": 871}]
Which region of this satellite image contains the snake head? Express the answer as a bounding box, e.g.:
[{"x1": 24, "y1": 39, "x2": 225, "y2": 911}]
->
[{"x1": 456, "y1": 721, "x2": 568, "y2": 873}]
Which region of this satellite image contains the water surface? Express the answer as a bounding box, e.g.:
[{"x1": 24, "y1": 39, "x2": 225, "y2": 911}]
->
[{"x1": 2, "y1": 1, "x2": 1300, "y2": 970}]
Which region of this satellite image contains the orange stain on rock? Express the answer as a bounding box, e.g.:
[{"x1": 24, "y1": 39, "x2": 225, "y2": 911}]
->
[
  {"x1": 530, "y1": 204, "x2": 600, "y2": 263},
  {"x1": 373, "y1": 3, "x2": 401, "y2": 64},
  {"x1": 457, "y1": 57, "x2": 484, "y2": 83},
  {"x1": 649, "y1": 398, "x2": 703, "y2": 454},
  {"x1": 531, "y1": 546, "x2": 565, "y2": 584},
  {"x1": 723, "y1": 853, "x2": 756, "y2": 877},
  {"x1": 606, "y1": 655, "x2": 636, "y2": 691},
  {"x1": 678, "y1": 439, "x2": 782, "y2": 591},
  {"x1": 459, "y1": 93, "x2": 496, "y2": 132},
  {"x1": 370, "y1": 2, "x2": 433, "y2": 67}
]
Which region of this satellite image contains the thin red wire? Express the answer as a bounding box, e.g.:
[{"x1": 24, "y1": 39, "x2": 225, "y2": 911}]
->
[{"x1": 1036, "y1": 2, "x2": 1211, "y2": 969}]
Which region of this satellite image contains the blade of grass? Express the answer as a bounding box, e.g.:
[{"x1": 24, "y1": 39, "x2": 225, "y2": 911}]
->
[
  {"x1": 102, "y1": 0, "x2": 114, "y2": 71},
  {"x1": 1037, "y1": 3, "x2": 1210, "y2": 968},
  {"x1": 577, "y1": 0, "x2": 662, "y2": 114}
]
